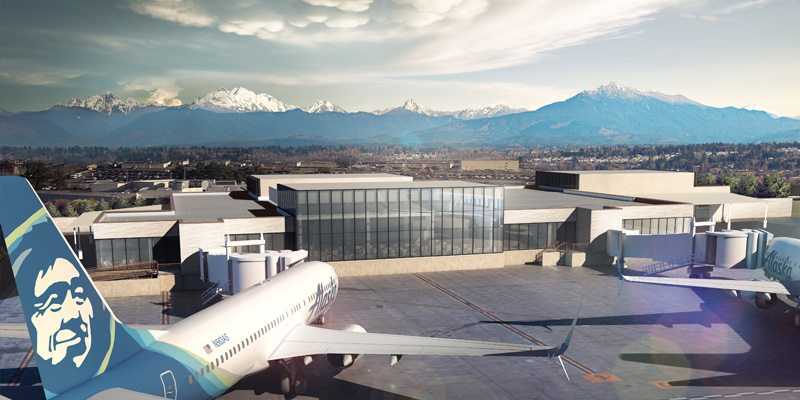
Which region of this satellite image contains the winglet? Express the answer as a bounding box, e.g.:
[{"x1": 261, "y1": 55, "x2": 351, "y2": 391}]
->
[
  {"x1": 549, "y1": 298, "x2": 582, "y2": 381},
  {"x1": 553, "y1": 297, "x2": 582, "y2": 357}
]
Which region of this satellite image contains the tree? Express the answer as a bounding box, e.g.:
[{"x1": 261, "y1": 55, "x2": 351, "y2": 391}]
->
[
  {"x1": 71, "y1": 199, "x2": 98, "y2": 215},
  {"x1": 735, "y1": 174, "x2": 758, "y2": 196},
  {"x1": 697, "y1": 173, "x2": 718, "y2": 186},
  {"x1": 23, "y1": 161, "x2": 52, "y2": 189},
  {"x1": 61, "y1": 203, "x2": 77, "y2": 217},
  {"x1": 761, "y1": 174, "x2": 791, "y2": 198},
  {"x1": 111, "y1": 197, "x2": 131, "y2": 209},
  {"x1": 98, "y1": 199, "x2": 111, "y2": 211},
  {"x1": 45, "y1": 202, "x2": 60, "y2": 217}
]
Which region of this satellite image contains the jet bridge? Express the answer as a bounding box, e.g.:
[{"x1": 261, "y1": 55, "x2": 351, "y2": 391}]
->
[
  {"x1": 199, "y1": 238, "x2": 309, "y2": 297},
  {"x1": 607, "y1": 221, "x2": 772, "y2": 277}
]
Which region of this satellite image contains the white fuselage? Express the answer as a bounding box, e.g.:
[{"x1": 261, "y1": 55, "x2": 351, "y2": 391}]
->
[
  {"x1": 158, "y1": 261, "x2": 339, "y2": 392},
  {"x1": 761, "y1": 237, "x2": 800, "y2": 295}
]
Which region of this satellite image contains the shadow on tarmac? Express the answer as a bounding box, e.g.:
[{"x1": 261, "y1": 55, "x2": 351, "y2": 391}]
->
[
  {"x1": 483, "y1": 286, "x2": 800, "y2": 387},
  {"x1": 0, "y1": 367, "x2": 44, "y2": 400},
  {"x1": 231, "y1": 357, "x2": 418, "y2": 400}
]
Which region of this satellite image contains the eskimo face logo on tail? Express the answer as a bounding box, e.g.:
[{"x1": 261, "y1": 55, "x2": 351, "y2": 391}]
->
[{"x1": 31, "y1": 257, "x2": 94, "y2": 368}]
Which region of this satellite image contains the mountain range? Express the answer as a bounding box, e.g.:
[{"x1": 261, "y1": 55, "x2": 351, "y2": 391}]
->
[{"x1": 0, "y1": 83, "x2": 798, "y2": 147}]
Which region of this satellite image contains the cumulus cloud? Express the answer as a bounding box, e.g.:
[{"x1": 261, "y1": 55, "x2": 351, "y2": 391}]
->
[
  {"x1": 130, "y1": 0, "x2": 215, "y2": 27},
  {"x1": 146, "y1": 88, "x2": 183, "y2": 106},
  {"x1": 129, "y1": 0, "x2": 687, "y2": 74},
  {"x1": 121, "y1": 77, "x2": 183, "y2": 106},
  {"x1": 302, "y1": 0, "x2": 373, "y2": 12}
]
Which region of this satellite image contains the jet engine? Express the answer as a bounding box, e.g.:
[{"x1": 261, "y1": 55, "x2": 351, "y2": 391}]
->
[
  {"x1": 754, "y1": 292, "x2": 778, "y2": 309},
  {"x1": 326, "y1": 324, "x2": 366, "y2": 368},
  {"x1": 733, "y1": 290, "x2": 778, "y2": 309}
]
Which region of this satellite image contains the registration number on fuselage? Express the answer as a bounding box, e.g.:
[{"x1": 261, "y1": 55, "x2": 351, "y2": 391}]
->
[{"x1": 212, "y1": 334, "x2": 230, "y2": 348}]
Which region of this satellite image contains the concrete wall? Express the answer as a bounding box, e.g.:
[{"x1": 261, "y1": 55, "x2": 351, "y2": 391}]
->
[
  {"x1": 178, "y1": 217, "x2": 286, "y2": 272},
  {"x1": 503, "y1": 249, "x2": 540, "y2": 266},
  {"x1": 504, "y1": 208, "x2": 574, "y2": 224},
  {"x1": 618, "y1": 204, "x2": 694, "y2": 220},
  {"x1": 578, "y1": 172, "x2": 695, "y2": 196},
  {"x1": 576, "y1": 207, "x2": 624, "y2": 266},
  {"x1": 764, "y1": 198, "x2": 793, "y2": 218},
  {"x1": 92, "y1": 220, "x2": 177, "y2": 240},
  {"x1": 94, "y1": 272, "x2": 175, "y2": 298},
  {"x1": 329, "y1": 252, "x2": 505, "y2": 276}
]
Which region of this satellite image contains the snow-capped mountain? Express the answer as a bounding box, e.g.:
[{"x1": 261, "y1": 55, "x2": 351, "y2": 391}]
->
[
  {"x1": 375, "y1": 99, "x2": 526, "y2": 119},
  {"x1": 191, "y1": 87, "x2": 297, "y2": 113},
  {"x1": 374, "y1": 99, "x2": 429, "y2": 115},
  {"x1": 305, "y1": 100, "x2": 346, "y2": 113},
  {"x1": 450, "y1": 105, "x2": 527, "y2": 119},
  {"x1": 579, "y1": 82, "x2": 701, "y2": 106},
  {"x1": 61, "y1": 93, "x2": 143, "y2": 114}
]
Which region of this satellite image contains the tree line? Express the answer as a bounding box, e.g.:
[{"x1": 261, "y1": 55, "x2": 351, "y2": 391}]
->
[{"x1": 696, "y1": 172, "x2": 792, "y2": 198}]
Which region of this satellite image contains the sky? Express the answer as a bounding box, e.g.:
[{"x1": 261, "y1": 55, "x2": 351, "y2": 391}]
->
[{"x1": 0, "y1": 0, "x2": 798, "y2": 116}]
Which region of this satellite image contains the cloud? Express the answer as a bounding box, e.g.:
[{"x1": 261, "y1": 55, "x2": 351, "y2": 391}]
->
[
  {"x1": 146, "y1": 88, "x2": 183, "y2": 106},
  {"x1": 130, "y1": 0, "x2": 215, "y2": 27},
  {"x1": 129, "y1": 1, "x2": 685, "y2": 75},
  {"x1": 682, "y1": 0, "x2": 773, "y2": 22},
  {"x1": 324, "y1": 14, "x2": 369, "y2": 28},
  {"x1": 121, "y1": 77, "x2": 183, "y2": 105},
  {"x1": 402, "y1": 0, "x2": 685, "y2": 74},
  {"x1": 302, "y1": 0, "x2": 373, "y2": 12},
  {"x1": 0, "y1": 59, "x2": 83, "y2": 86}
]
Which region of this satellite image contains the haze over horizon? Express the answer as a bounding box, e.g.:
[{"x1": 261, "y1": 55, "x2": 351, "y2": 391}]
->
[{"x1": 1, "y1": 0, "x2": 798, "y2": 116}]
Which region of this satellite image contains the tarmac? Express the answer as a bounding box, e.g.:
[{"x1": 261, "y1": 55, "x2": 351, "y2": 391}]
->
[{"x1": 3, "y1": 264, "x2": 800, "y2": 400}]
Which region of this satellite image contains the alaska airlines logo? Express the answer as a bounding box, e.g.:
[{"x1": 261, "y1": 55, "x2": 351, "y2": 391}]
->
[
  {"x1": 763, "y1": 250, "x2": 795, "y2": 282},
  {"x1": 31, "y1": 258, "x2": 94, "y2": 368}
]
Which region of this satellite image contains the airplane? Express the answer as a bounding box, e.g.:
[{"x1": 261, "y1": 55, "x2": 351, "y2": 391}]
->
[
  {"x1": 0, "y1": 176, "x2": 579, "y2": 400},
  {"x1": 619, "y1": 235, "x2": 800, "y2": 327}
]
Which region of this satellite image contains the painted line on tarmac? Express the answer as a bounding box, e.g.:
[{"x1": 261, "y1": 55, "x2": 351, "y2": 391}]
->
[{"x1": 414, "y1": 273, "x2": 620, "y2": 383}]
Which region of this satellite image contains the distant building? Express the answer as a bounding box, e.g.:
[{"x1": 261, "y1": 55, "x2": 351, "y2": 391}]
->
[
  {"x1": 461, "y1": 159, "x2": 520, "y2": 172},
  {"x1": 0, "y1": 160, "x2": 25, "y2": 176},
  {"x1": 121, "y1": 161, "x2": 172, "y2": 170}
]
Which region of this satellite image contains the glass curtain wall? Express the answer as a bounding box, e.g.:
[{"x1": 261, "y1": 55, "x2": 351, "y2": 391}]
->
[
  {"x1": 622, "y1": 217, "x2": 692, "y2": 235},
  {"x1": 96, "y1": 237, "x2": 156, "y2": 268},
  {"x1": 290, "y1": 186, "x2": 504, "y2": 262},
  {"x1": 502, "y1": 222, "x2": 576, "y2": 251}
]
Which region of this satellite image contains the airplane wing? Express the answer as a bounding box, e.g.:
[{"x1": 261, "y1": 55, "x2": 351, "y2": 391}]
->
[
  {"x1": 269, "y1": 322, "x2": 574, "y2": 360},
  {"x1": 622, "y1": 275, "x2": 791, "y2": 295}
]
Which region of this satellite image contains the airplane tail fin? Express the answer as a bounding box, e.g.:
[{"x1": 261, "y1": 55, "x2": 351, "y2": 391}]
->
[{"x1": 0, "y1": 177, "x2": 153, "y2": 398}]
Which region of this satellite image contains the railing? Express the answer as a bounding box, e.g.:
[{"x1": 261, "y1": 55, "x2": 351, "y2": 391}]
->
[
  {"x1": 89, "y1": 261, "x2": 159, "y2": 281},
  {"x1": 531, "y1": 241, "x2": 588, "y2": 264},
  {"x1": 640, "y1": 258, "x2": 693, "y2": 276},
  {"x1": 199, "y1": 282, "x2": 223, "y2": 308}
]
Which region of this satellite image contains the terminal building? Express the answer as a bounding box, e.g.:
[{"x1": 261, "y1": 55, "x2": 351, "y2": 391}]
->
[{"x1": 55, "y1": 170, "x2": 793, "y2": 278}]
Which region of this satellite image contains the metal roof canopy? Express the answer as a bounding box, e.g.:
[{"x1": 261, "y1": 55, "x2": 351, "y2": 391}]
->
[
  {"x1": 278, "y1": 180, "x2": 493, "y2": 191},
  {"x1": 172, "y1": 191, "x2": 279, "y2": 220},
  {"x1": 504, "y1": 188, "x2": 646, "y2": 210}
]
